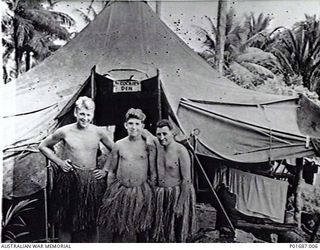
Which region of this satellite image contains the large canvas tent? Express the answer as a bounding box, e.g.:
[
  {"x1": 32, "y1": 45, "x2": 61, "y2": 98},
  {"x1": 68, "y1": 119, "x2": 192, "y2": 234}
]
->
[{"x1": 3, "y1": 0, "x2": 320, "y2": 199}]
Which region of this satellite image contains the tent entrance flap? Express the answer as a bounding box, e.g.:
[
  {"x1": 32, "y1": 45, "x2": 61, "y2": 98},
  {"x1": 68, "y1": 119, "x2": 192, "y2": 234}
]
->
[
  {"x1": 95, "y1": 70, "x2": 162, "y2": 140},
  {"x1": 58, "y1": 69, "x2": 169, "y2": 141}
]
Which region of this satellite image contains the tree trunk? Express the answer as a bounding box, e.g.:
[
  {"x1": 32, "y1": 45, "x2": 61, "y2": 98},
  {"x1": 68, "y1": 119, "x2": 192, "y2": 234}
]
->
[
  {"x1": 25, "y1": 51, "x2": 31, "y2": 72},
  {"x1": 13, "y1": 17, "x2": 20, "y2": 77},
  {"x1": 3, "y1": 66, "x2": 8, "y2": 84},
  {"x1": 156, "y1": 0, "x2": 161, "y2": 17},
  {"x1": 215, "y1": 0, "x2": 227, "y2": 75}
]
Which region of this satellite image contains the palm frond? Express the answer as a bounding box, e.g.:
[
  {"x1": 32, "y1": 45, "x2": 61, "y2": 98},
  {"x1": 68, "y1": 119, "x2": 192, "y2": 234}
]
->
[
  {"x1": 257, "y1": 13, "x2": 264, "y2": 27},
  {"x1": 50, "y1": 11, "x2": 75, "y2": 26},
  {"x1": 194, "y1": 26, "x2": 216, "y2": 50},
  {"x1": 102, "y1": 1, "x2": 110, "y2": 7},
  {"x1": 204, "y1": 16, "x2": 217, "y2": 36},
  {"x1": 2, "y1": 199, "x2": 37, "y2": 228},
  {"x1": 243, "y1": 31, "x2": 267, "y2": 47},
  {"x1": 72, "y1": 8, "x2": 92, "y2": 24},
  {"x1": 13, "y1": 232, "x2": 30, "y2": 238},
  {"x1": 2, "y1": 199, "x2": 37, "y2": 242},
  {"x1": 20, "y1": 8, "x2": 70, "y2": 39},
  {"x1": 5, "y1": 230, "x2": 16, "y2": 239},
  {"x1": 18, "y1": 216, "x2": 26, "y2": 226},
  {"x1": 268, "y1": 26, "x2": 287, "y2": 40},
  {"x1": 28, "y1": 33, "x2": 52, "y2": 59},
  {"x1": 2, "y1": 34, "x2": 15, "y2": 47},
  {"x1": 2, "y1": 46, "x2": 14, "y2": 63},
  {"x1": 87, "y1": 0, "x2": 95, "y2": 16},
  {"x1": 272, "y1": 48, "x2": 295, "y2": 76},
  {"x1": 91, "y1": 7, "x2": 98, "y2": 19},
  {"x1": 241, "y1": 61, "x2": 276, "y2": 80},
  {"x1": 46, "y1": 0, "x2": 62, "y2": 7},
  {"x1": 15, "y1": 16, "x2": 34, "y2": 47},
  {"x1": 225, "y1": 9, "x2": 236, "y2": 35},
  {"x1": 310, "y1": 38, "x2": 320, "y2": 56},
  {"x1": 237, "y1": 47, "x2": 277, "y2": 62},
  {"x1": 286, "y1": 29, "x2": 299, "y2": 56},
  {"x1": 7, "y1": 223, "x2": 27, "y2": 227},
  {"x1": 309, "y1": 59, "x2": 320, "y2": 80}
]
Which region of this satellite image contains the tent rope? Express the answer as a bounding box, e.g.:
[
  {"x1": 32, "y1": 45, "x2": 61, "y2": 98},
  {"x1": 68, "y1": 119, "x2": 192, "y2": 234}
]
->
[
  {"x1": 269, "y1": 127, "x2": 273, "y2": 164},
  {"x1": 258, "y1": 103, "x2": 273, "y2": 164}
]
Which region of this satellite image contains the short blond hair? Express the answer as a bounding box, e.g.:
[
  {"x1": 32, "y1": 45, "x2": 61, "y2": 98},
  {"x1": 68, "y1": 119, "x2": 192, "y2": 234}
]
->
[{"x1": 75, "y1": 96, "x2": 95, "y2": 111}]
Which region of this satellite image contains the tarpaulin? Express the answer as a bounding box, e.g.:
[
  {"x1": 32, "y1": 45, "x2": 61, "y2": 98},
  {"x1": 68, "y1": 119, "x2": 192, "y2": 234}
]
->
[{"x1": 177, "y1": 98, "x2": 316, "y2": 162}]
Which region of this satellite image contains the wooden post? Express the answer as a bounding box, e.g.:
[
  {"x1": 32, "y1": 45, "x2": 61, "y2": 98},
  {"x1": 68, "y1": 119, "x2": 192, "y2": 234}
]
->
[
  {"x1": 215, "y1": 0, "x2": 228, "y2": 75},
  {"x1": 294, "y1": 158, "x2": 304, "y2": 228}
]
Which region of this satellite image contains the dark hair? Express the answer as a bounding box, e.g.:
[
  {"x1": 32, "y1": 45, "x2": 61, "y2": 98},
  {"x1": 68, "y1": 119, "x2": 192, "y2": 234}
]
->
[
  {"x1": 125, "y1": 108, "x2": 146, "y2": 122},
  {"x1": 156, "y1": 119, "x2": 173, "y2": 130}
]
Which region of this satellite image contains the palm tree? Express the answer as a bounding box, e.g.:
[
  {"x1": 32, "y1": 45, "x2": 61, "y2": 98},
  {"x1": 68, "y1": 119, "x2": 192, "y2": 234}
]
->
[
  {"x1": 2, "y1": 0, "x2": 74, "y2": 81},
  {"x1": 196, "y1": 10, "x2": 284, "y2": 89},
  {"x1": 196, "y1": 9, "x2": 244, "y2": 65},
  {"x1": 242, "y1": 13, "x2": 272, "y2": 48},
  {"x1": 271, "y1": 15, "x2": 320, "y2": 94}
]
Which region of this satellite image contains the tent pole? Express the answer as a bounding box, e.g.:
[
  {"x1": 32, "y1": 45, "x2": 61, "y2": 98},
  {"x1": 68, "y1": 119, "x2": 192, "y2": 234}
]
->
[
  {"x1": 44, "y1": 187, "x2": 49, "y2": 242},
  {"x1": 294, "y1": 158, "x2": 304, "y2": 228},
  {"x1": 44, "y1": 158, "x2": 51, "y2": 242},
  {"x1": 157, "y1": 69, "x2": 162, "y2": 120},
  {"x1": 46, "y1": 162, "x2": 57, "y2": 242},
  {"x1": 189, "y1": 133, "x2": 197, "y2": 186},
  {"x1": 90, "y1": 65, "x2": 96, "y2": 101},
  {"x1": 187, "y1": 137, "x2": 235, "y2": 232},
  {"x1": 91, "y1": 65, "x2": 97, "y2": 125}
]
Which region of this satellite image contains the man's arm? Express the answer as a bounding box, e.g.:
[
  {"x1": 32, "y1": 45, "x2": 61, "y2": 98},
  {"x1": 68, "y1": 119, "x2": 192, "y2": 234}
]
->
[
  {"x1": 148, "y1": 142, "x2": 157, "y2": 186},
  {"x1": 94, "y1": 143, "x2": 119, "y2": 182},
  {"x1": 94, "y1": 128, "x2": 115, "y2": 179},
  {"x1": 142, "y1": 128, "x2": 157, "y2": 150},
  {"x1": 99, "y1": 128, "x2": 114, "y2": 151},
  {"x1": 38, "y1": 128, "x2": 72, "y2": 172},
  {"x1": 107, "y1": 144, "x2": 120, "y2": 185},
  {"x1": 179, "y1": 145, "x2": 192, "y2": 183},
  {"x1": 176, "y1": 144, "x2": 192, "y2": 216}
]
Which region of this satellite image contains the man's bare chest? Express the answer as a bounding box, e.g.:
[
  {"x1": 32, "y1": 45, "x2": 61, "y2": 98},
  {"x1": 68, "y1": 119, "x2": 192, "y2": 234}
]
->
[
  {"x1": 64, "y1": 132, "x2": 100, "y2": 151},
  {"x1": 119, "y1": 149, "x2": 148, "y2": 161}
]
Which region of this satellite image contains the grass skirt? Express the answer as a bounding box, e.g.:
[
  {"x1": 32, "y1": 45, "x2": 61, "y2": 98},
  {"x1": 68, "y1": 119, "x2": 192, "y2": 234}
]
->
[
  {"x1": 50, "y1": 168, "x2": 106, "y2": 231},
  {"x1": 152, "y1": 184, "x2": 196, "y2": 242},
  {"x1": 97, "y1": 180, "x2": 154, "y2": 235}
]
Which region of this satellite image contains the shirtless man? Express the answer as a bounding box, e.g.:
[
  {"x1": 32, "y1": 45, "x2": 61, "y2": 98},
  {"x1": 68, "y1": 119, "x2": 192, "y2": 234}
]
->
[
  {"x1": 39, "y1": 96, "x2": 113, "y2": 243},
  {"x1": 152, "y1": 119, "x2": 196, "y2": 242},
  {"x1": 97, "y1": 108, "x2": 157, "y2": 242}
]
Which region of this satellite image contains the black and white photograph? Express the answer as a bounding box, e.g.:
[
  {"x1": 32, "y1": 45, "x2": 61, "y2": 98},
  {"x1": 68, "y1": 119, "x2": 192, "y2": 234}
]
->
[{"x1": 2, "y1": 0, "x2": 320, "y2": 245}]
